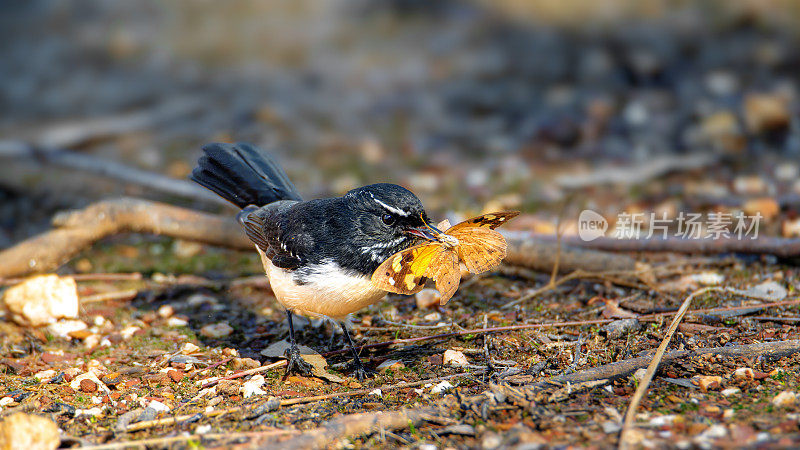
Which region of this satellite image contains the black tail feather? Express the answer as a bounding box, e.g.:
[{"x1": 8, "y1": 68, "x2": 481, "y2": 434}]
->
[{"x1": 190, "y1": 142, "x2": 302, "y2": 208}]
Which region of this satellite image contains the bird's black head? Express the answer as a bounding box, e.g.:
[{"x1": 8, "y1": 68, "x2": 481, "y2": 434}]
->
[{"x1": 342, "y1": 183, "x2": 443, "y2": 271}]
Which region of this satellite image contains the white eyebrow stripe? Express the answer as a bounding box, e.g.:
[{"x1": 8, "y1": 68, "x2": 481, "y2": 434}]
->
[{"x1": 368, "y1": 192, "x2": 409, "y2": 216}]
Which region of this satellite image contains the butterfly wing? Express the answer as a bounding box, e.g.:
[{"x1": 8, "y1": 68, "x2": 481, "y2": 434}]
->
[
  {"x1": 426, "y1": 248, "x2": 460, "y2": 304},
  {"x1": 446, "y1": 211, "x2": 518, "y2": 274},
  {"x1": 452, "y1": 227, "x2": 508, "y2": 273},
  {"x1": 371, "y1": 244, "x2": 440, "y2": 295},
  {"x1": 447, "y1": 211, "x2": 520, "y2": 232}
]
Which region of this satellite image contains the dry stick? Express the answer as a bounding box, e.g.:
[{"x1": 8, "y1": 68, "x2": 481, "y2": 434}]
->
[
  {"x1": 128, "y1": 371, "x2": 479, "y2": 433},
  {"x1": 619, "y1": 287, "x2": 721, "y2": 449},
  {"x1": 0, "y1": 198, "x2": 251, "y2": 278},
  {"x1": 80, "y1": 289, "x2": 139, "y2": 304},
  {"x1": 0, "y1": 272, "x2": 143, "y2": 286},
  {"x1": 524, "y1": 232, "x2": 800, "y2": 259}
]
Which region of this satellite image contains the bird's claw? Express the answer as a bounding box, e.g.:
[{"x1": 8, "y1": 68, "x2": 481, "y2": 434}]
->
[{"x1": 283, "y1": 345, "x2": 314, "y2": 378}]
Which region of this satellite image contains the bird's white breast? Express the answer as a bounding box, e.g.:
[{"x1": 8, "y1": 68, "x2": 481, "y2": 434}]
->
[{"x1": 257, "y1": 248, "x2": 386, "y2": 321}]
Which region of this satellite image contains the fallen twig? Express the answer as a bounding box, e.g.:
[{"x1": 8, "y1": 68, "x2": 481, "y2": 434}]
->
[
  {"x1": 619, "y1": 287, "x2": 719, "y2": 448},
  {"x1": 80, "y1": 289, "x2": 139, "y2": 304},
  {"x1": 525, "y1": 232, "x2": 800, "y2": 258},
  {"x1": 0, "y1": 198, "x2": 250, "y2": 278}
]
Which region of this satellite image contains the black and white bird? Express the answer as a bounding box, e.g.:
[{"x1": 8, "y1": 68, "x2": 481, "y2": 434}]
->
[{"x1": 191, "y1": 142, "x2": 444, "y2": 379}]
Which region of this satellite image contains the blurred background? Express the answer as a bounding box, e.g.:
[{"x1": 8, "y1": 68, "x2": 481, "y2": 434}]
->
[{"x1": 1, "y1": 0, "x2": 799, "y2": 258}]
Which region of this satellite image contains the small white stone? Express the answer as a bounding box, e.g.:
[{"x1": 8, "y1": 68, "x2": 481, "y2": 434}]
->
[
  {"x1": 93, "y1": 316, "x2": 106, "y2": 327},
  {"x1": 91, "y1": 396, "x2": 102, "y2": 404},
  {"x1": 431, "y1": 381, "x2": 453, "y2": 394},
  {"x1": 423, "y1": 312, "x2": 442, "y2": 322},
  {"x1": 148, "y1": 400, "x2": 170, "y2": 412},
  {"x1": 34, "y1": 369, "x2": 57, "y2": 382},
  {"x1": 773, "y1": 391, "x2": 797, "y2": 407},
  {"x1": 157, "y1": 305, "x2": 175, "y2": 318},
  {"x1": 688, "y1": 272, "x2": 725, "y2": 286},
  {"x1": 120, "y1": 326, "x2": 141, "y2": 339},
  {"x1": 181, "y1": 342, "x2": 200, "y2": 354},
  {"x1": 241, "y1": 375, "x2": 266, "y2": 398},
  {"x1": 733, "y1": 367, "x2": 754, "y2": 381},
  {"x1": 48, "y1": 319, "x2": 88, "y2": 339},
  {"x1": 2, "y1": 274, "x2": 79, "y2": 326},
  {"x1": 195, "y1": 424, "x2": 212, "y2": 434},
  {"x1": 200, "y1": 323, "x2": 234, "y2": 339},
  {"x1": 415, "y1": 289, "x2": 441, "y2": 309},
  {"x1": 0, "y1": 397, "x2": 14, "y2": 407},
  {"x1": 167, "y1": 317, "x2": 188, "y2": 327},
  {"x1": 370, "y1": 389, "x2": 382, "y2": 397},
  {"x1": 721, "y1": 388, "x2": 741, "y2": 397},
  {"x1": 84, "y1": 334, "x2": 101, "y2": 349},
  {"x1": 75, "y1": 407, "x2": 103, "y2": 417},
  {"x1": 443, "y1": 349, "x2": 468, "y2": 367}
]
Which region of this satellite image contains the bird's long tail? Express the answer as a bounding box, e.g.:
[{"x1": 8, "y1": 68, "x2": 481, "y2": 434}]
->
[{"x1": 190, "y1": 142, "x2": 302, "y2": 208}]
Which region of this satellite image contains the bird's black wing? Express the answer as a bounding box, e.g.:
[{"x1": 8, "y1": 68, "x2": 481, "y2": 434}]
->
[{"x1": 237, "y1": 201, "x2": 309, "y2": 270}]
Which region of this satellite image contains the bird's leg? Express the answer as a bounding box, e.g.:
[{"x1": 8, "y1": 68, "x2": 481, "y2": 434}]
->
[
  {"x1": 340, "y1": 321, "x2": 373, "y2": 381},
  {"x1": 283, "y1": 310, "x2": 314, "y2": 377}
]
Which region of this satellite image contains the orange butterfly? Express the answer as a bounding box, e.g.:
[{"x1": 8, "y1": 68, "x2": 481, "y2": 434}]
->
[{"x1": 371, "y1": 211, "x2": 519, "y2": 304}]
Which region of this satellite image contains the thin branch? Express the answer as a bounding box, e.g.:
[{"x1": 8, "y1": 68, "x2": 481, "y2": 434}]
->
[{"x1": 619, "y1": 287, "x2": 720, "y2": 449}]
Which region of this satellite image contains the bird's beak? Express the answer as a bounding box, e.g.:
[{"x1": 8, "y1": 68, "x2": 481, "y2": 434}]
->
[{"x1": 405, "y1": 217, "x2": 455, "y2": 245}]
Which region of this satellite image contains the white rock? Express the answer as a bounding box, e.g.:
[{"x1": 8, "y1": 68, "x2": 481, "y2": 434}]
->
[
  {"x1": 241, "y1": 375, "x2": 266, "y2": 398},
  {"x1": 75, "y1": 407, "x2": 103, "y2": 417},
  {"x1": 694, "y1": 424, "x2": 728, "y2": 444},
  {"x1": 376, "y1": 359, "x2": 403, "y2": 372},
  {"x1": 688, "y1": 272, "x2": 725, "y2": 286},
  {"x1": 200, "y1": 323, "x2": 234, "y2": 339},
  {"x1": 0, "y1": 412, "x2": 60, "y2": 449},
  {"x1": 633, "y1": 368, "x2": 648, "y2": 383},
  {"x1": 423, "y1": 312, "x2": 442, "y2": 322},
  {"x1": 195, "y1": 424, "x2": 212, "y2": 434},
  {"x1": 47, "y1": 319, "x2": 88, "y2": 338},
  {"x1": 649, "y1": 415, "x2": 676, "y2": 427},
  {"x1": 721, "y1": 388, "x2": 741, "y2": 397},
  {"x1": 431, "y1": 381, "x2": 453, "y2": 394},
  {"x1": 157, "y1": 305, "x2": 175, "y2": 318},
  {"x1": 181, "y1": 342, "x2": 200, "y2": 355},
  {"x1": 93, "y1": 316, "x2": 106, "y2": 327},
  {"x1": 415, "y1": 289, "x2": 441, "y2": 309},
  {"x1": 34, "y1": 369, "x2": 57, "y2": 383},
  {"x1": 120, "y1": 326, "x2": 141, "y2": 339},
  {"x1": 443, "y1": 349, "x2": 468, "y2": 367},
  {"x1": 167, "y1": 317, "x2": 188, "y2": 327},
  {"x1": 772, "y1": 391, "x2": 797, "y2": 407},
  {"x1": 148, "y1": 400, "x2": 170, "y2": 412},
  {"x1": 369, "y1": 389, "x2": 382, "y2": 397},
  {"x1": 84, "y1": 334, "x2": 101, "y2": 349},
  {"x1": 0, "y1": 397, "x2": 14, "y2": 407},
  {"x1": 733, "y1": 368, "x2": 754, "y2": 381},
  {"x1": 2, "y1": 275, "x2": 78, "y2": 326}
]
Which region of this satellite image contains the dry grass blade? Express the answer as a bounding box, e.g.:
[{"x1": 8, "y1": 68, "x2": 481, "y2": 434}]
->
[{"x1": 618, "y1": 286, "x2": 721, "y2": 449}]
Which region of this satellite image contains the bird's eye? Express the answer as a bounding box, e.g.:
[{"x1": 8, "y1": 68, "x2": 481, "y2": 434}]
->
[{"x1": 381, "y1": 214, "x2": 395, "y2": 225}]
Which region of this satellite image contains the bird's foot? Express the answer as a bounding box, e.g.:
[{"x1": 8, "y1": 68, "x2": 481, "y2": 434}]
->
[
  {"x1": 283, "y1": 345, "x2": 315, "y2": 378},
  {"x1": 348, "y1": 359, "x2": 375, "y2": 381}
]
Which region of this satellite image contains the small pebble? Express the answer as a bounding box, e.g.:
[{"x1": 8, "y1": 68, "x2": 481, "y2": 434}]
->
[
  {"x1": 415, "y1": 288, "x2": 441, "y2": 309},
  {"x1": 181, "y1": 342, "x2": 200, "y2": 355},
  {"x1": 80, "y1": 379, "x2": 98, "y2": 393},
  {"x1": 733, "y1": 368, "x2": 754, "y2": 381},
  {"x1": 241, "y1": 375, "x2": 266, "y2": 398},
  {"x1": 167, "y1": 317, "x2": 189, "y2": 327},
  {"x1": 772, "y1": 391, "x2": 797, "y2": 407},
  {"x1": 443, "y1": 349, "x2": 468, "y2": 367},
  {"x1": 157, "y1": 305, "x2": 174, "y2": 318},
  {"x1": 431, "y1": 381, "x2": 453, "y2": 394},
  {"x1": 200, "y1": 323, "x2": 234, "y2": 338}
]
